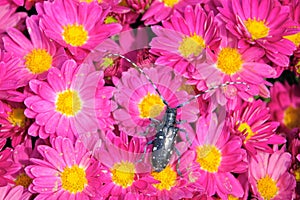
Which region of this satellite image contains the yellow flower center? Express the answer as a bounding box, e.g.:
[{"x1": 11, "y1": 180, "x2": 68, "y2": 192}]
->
[
  {"x1": 151, "y1": 165, "x2": 177, "y2": 190},
  {"x1": 15, "y1": 173, "x2": 32, "y2": 188},
  {"x1": 61, "y1": 165, "x2": 88, "y2": 193},
  {"x1": 111, "y1": 161, "x2": 135, "y2": 188},
  {"x1": 138, "y1": 92, "x2": 165, "y2": 118},
  {"x1": 284, "y1": 32, "x2": 300, "y2": 47},
  {"x1": 196, "y1": 144, "x2": 221, "y2": 173},
  {"x1": 217, "y1": 47, "x2": 243, "y2": 75},
  {"x1": 62, "y1": 24, "x2": 88, "y2": 47},
  {"x1": 244, "y1": 18, "x2": 270, "y2": 40},
  {"x1": 178, "y1": 33, "x2": 205, "y2": 58},
  {"x1": 8, "y1": 108, "x2": 26, "y2": 127},
  {"x1": 228, "y1": 195, "x2": 239, "y2": 200},
  {"x1": 283, "y1": 106, "x2": 300, "y2": 129},
  {"x1": 79, "y1": 0, "x2": 93, "y2": 2},
  {"x1": 295, "y1": 167, "x2": 300, "y2": 182},
  {"x1": 55, "y1": 90, "x2": 82, "y2": 117},
  {"x1": 24, "y1": 48, "x2": 52, "y2": 74},
  {"x1": 238, "y1": 122, "x2": 256, "y2": 143},
  {"x1": 162, "y1": 0, "x2": 179, "y2": 7},
  {"x1": 105, "y1": 16, "x2": 118, "y2": 24},
  {"x1": 257, "y1": 175, "x2": 278, "y2": 200}
]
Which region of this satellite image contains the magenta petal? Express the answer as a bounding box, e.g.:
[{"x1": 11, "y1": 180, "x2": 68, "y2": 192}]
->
[
  {"x1": 37, "y1": 145, "x2": 66, "y2": 171},
  {"x1": 31, "y1": 100, "x2": 54, "y2": 113},
  {"x1": 62, "y1": 138, "x2": 76, "y2": 167},
  {"x1": 44, "y1": 112, "x2": 60, "y2": 134},
  {"x1": 29, "y1": 166, "x2": 58, "y2": 177},
  {"x1": 3, "y1": 186, "x2": 23, "y2": 200},
  {"x1": 33, "y1": 176, "x2": 61, "y2": 188}
]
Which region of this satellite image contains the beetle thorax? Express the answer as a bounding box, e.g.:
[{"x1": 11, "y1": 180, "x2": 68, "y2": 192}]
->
[{"x1": 164, "y1": 107, "x2": 177, "y2": 126}]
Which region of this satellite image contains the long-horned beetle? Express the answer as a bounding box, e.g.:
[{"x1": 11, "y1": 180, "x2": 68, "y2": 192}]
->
[{"x1": 108, "y1": 53, "x2": 249, "y2": 173}]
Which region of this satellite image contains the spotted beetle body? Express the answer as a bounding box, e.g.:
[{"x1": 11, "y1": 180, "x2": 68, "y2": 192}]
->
[{"x1": 151, "y1": 107, "x2": 178, "y2": 172}]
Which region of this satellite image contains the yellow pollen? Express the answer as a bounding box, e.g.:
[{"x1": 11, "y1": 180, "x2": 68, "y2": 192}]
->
[
  {"x1": 178, "y1": 33, "x2": 205, "y2": 58},
  {"x1": 284, "y1": 32, "x2": 300, "y2": 47},
  {"x1": 15, "y1": 173, "x2": 32, "y2": 188},
  {"x1": 217, "y1": 47, "x2": 243, "y2": 75},
  {"x1": 196, "y1": 144, "x2": 221, "y2": 173},
  {"x1": 24, "y1": 48, "x2": 52, "y2": 74},
  {"x1": 151, "y1": 165, "x2": 177, "y2": 190},
  {"x1": 62, "y1": 23, "x2": 88, "y2": 47},
  {"x1": 257, "y1": 175, "x2": 278, "y2": 200},
  {"x1": 111, "y1": 161, "x2": 135, "y2": 188},
  {"x1": 138, "y1": 92, "x2": 165, "y2": 118},
  {"x1": 283, "y1": 106, "x2": 300, "y2": 129},
  {"x1": 61, "y1": 165, "x2": 87, "y2": 193},
  {"x1": 295, "y1": 167, "x2": 300, "y2": 182},
  {"x1": 105, "y1": 16, "x2": 118, "y2": 24},
  {"x1": 79, "y1": 0, "x2": 93, "y2": 2},
  {"x1": 244, "y1": 18, "x2": 270, "y2": 40},
  {"x1": 228, "y1": 195, "x2": 239, "y2": 200},
  {"x1": 55, "y1": 90, "x2": 82, "y2": 117},
  {"x1": 238, "y1": 122, "x2": 256, "y2": 143},
  {"x1": 8, "y1": 108, "x2": 26, "y2": 127},
  {"x1": 162, "y1": 0, "x2": 179, "y2": 7}
]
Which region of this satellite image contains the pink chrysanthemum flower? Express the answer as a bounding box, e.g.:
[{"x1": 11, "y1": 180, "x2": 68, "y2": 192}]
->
[
  {"x1": 248, "y1": 147, "x2": 296, "y2": 200},
  {"x1": 0, "y1": 102, "x2": 30, "y2": 147},
  {"x1": 24, "y1": 59, "x2": 109, "y2": 139},
  {"x1": 229, "y1": 99, "x2": 286, "y2": 156},
  {"x1": 25, "y1": 136, "x2": 101, "y2": 199},
  {"x1": 150, "y1": 4, "x2": 221, "y2": 77},
  {"x1": 188, "y1": 112, "x2": 248, "y2": 199},
  {"x1": 188, "y1": 30, "x2": 276, "y2": 108},
  {"x1": 141, "y1": 0, "x2": 200, "y2": 25},
  {"x1": 38, "y1": 0, "x2": 122, "y2": 59},
  {"x1": 269, "y1": 81, "x2": 300, "y2": 132},
  {"x1": 0, "y1": 148, "x2": 20, "y2": 186},
  {"x1": 0, "y1": 185, "x2": 31, "y2": 200},
  {"x1": 113, "y1": 65, "x2": 199, "y2": 136},
  {"x1": 3, "y1": 16, "x2": 67, "y2": 83},
  {"x1": 218, "y1": 0, "x2": 297, "y2": 66},
  {"x1": 92, "y1": 131, "x2": 157, "y2": 199}
]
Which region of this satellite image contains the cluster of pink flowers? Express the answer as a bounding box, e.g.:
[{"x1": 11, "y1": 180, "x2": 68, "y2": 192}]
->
[{"x1": 0, "y1": 0, "x2": 299, "y2": 199}]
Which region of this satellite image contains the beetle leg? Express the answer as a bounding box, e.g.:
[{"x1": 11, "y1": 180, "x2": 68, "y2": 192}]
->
[
  {"x1": 174, "y1": 147, "x2": 183, "y2": 176},
  {"x1": 137, "y1": 140, "x2": 153, "y2": 163},
  {"x1": 141, "y1": 118, "x2": 158, "y2": 136},
  {"x1": 176, "y1": 119, "x2": 187, "y2": 124},
  {"x1": 150, "y1": 118, "x2": 160, "y2": 123},
  {"x1": 179, "y1": 128, "x2": 192, "y2": 146}
]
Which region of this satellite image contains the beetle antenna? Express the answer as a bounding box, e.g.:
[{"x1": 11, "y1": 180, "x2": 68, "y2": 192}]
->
[
  {"x1": 107, "y1": 53, "x2": 169, "y2": 107},
  {"x1": 176, "y1": 82, "x2": 250, "y2": 109}
]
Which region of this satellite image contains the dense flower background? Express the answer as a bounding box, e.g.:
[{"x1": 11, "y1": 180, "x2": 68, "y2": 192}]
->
[{"x1": 0, "y1": 0, "x2": 300, "y2": 199}]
